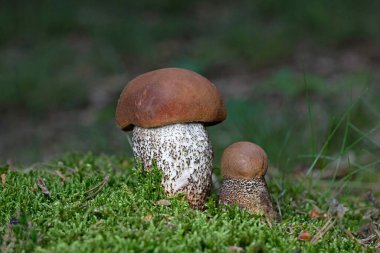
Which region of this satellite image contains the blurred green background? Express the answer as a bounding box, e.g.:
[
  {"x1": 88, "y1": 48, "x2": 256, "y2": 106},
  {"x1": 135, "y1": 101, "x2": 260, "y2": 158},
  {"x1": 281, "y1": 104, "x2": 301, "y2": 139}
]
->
[{"x1": 1, "y1": 0, "x2": 379, "y2": 181}]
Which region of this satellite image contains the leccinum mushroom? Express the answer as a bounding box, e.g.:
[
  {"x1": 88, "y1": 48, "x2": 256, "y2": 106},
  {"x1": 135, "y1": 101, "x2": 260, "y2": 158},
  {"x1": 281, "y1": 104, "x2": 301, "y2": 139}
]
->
[
  {"x1": 115, "y1": 68, "x2": 226, "y2": 209},
  {"x1": 219, "y1": 141, "x2": 279, "y2": 221}
]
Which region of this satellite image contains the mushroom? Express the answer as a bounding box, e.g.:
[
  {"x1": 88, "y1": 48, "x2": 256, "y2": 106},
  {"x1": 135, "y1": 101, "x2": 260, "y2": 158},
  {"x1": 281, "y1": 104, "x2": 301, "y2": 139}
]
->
[
  {"x1": 115, "y1": 68, "x2": 226, "y2": 209},
  {"x1": 219, "y1": 141, "x2": 279, "y2": 221}
]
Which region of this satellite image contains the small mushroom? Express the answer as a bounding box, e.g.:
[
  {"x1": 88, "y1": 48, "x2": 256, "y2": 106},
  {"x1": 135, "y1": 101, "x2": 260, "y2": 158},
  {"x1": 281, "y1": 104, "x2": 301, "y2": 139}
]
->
[
  {"x1": 219, "y1": 141, "x2": 279, "y2": 221},
  {"x1": 115, "y1": 68, "x2": 226, "y2": 209}
]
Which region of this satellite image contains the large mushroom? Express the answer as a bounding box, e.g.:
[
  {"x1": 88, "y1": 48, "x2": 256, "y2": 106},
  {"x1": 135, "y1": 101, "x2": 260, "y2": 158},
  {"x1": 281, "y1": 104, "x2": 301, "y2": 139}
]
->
[
  {"x1": 115, "y1": 68, "x2": 226, "y2": 209},
  {"x1": 219, "y1": 141, "x2": 279, "y2": 221}
]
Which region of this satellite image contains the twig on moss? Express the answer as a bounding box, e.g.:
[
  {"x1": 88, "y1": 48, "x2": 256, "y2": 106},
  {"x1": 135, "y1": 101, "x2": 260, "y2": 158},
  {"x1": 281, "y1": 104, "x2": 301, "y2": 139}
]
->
[
  {"x1": 55, "y1": 170, "x2": 67, "y2": 182},
  {"x1": 310, "y1": 217, "x2": 335, "y2": 244},
  {"x1": 83, "y1": 175, "x2": 110, "y2": 203},
  {"x1": 340, "y1": 226, "x2": 366, "y2": 250}
]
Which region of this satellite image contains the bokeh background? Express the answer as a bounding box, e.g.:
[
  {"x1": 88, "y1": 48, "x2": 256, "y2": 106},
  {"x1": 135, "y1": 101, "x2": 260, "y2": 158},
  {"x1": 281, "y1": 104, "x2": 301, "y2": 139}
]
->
[{"x1": 1, "y1": 1, "x2": 380, "y2": 184}]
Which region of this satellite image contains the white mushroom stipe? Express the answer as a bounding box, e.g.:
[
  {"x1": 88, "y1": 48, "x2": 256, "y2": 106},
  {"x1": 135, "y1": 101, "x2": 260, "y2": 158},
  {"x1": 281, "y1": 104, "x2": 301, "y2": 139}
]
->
[{"x1": 132, "y1": 123, "x2": 213, "y2": 209}]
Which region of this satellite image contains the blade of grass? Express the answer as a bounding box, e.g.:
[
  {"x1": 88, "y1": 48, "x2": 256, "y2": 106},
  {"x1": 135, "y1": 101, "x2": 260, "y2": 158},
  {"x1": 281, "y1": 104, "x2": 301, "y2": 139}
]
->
[
  {"x1": 343, "y1": 124, "x2": 380, "y2": 152},
  {"x1": 333, "y1": 86, "x2": 352, "y2": 182},
  {"x1": 298, "y1": 154, "x2": 337, "y2": 161},
  {"x1": 303, "y1": 67, "x2": 316, "y2": 159},
  {"x1": 306, "y1": 88, "x2": 368, "y2": 176},
  {"x1": 334, "y1": 158, "x2": 380, "y2": 195},
  {"x1": 362, "y1": 99, "x2": 380, "y2": 119},
  {"x1": 277, "y1": 130, "x2": 291, "y2": 169},
  {"x1": 348, "y1": 123, "x2": 380, "y2": 148},
  {"x1": 126, "y1": 133, "x2": 133, "y2": 149},
  {"x1": 310, "y1": 217, "x2": 335, "y2": 244}
]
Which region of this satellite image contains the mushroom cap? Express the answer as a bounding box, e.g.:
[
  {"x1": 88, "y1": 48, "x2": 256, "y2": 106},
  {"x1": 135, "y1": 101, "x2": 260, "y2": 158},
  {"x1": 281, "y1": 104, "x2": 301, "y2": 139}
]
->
[
  {"x1": 221, "y1": 141, "x2": 268, "y2": 179},
  {"x1": 115, "y1": 67, "x2": 227, "y2": 131}
]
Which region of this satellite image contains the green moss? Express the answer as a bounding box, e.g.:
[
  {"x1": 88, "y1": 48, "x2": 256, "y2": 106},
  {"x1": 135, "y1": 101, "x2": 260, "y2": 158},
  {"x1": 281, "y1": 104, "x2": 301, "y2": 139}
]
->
[{"x1": 0, "y1": 154, "x2": 378, "y2": 252}]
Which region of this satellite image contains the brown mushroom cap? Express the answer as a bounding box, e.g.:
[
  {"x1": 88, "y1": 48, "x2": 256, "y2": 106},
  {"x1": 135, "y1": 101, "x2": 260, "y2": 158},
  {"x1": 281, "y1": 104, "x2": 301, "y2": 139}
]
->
[
  {"x1": 115, "y1": 67, "x2": 226, "y2": 131},
  {"x1": 221, "y1": 142, "x2": 268, "y2": 179}
]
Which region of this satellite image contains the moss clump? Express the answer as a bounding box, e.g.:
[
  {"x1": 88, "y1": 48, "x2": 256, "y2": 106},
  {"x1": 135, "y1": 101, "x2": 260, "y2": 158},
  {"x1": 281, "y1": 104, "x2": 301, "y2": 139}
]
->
[{"x1": 0, "y1": 153, "x2": 377, "y2": 252}]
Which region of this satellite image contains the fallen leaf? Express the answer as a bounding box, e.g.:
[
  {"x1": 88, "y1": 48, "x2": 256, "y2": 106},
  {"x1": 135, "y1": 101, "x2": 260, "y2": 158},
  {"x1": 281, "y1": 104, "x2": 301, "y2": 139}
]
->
[
  {"x1": 157, "y1": 199, "x2": 171, "y2": 206},
  {"x1": 310, "y1": 209, "x2": 321, "y2": 219},
  {"x1": 36, "y1": 177, "x2": 51, "y2": 196},
  {"x1": 298, "y1": 230, "x2": 312, "y2": 241}
]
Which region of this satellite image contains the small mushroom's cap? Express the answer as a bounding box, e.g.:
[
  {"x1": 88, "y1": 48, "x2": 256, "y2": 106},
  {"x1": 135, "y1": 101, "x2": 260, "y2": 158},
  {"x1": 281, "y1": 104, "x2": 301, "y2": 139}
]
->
[
  {"x1": 221, "y1": 141, "x2": 268, "y2": 179},
  {"x1": 115, "y1": 67, "x2": 227, "y2": 131}
]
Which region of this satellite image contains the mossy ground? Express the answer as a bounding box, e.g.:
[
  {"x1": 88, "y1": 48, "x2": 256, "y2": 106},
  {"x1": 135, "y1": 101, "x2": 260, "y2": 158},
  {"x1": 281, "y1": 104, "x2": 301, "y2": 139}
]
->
[
  {"x1": 1, "y1": 154, "x2": 378, "y2": 252},
  {"x1": 1, "y1": 2, "x2": 379, "y2": 252}
]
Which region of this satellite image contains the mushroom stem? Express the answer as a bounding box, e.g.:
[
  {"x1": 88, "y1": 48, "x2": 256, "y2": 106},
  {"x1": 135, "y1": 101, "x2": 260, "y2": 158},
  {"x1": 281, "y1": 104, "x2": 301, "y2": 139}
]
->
[
  {"x1": 132, "y1": 123, "x2": 213, "y2": 209},
  {"x1": 219, "y1": 177, "x2": 279, "y2": 221}
]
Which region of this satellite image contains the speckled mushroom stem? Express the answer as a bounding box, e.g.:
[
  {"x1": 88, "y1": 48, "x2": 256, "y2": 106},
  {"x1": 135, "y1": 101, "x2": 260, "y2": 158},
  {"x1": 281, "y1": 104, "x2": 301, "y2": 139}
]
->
[
  {"x1": 219, "y1": 177, "x2": 279, "y2": 221},
  {"x1": 132, "y1": 123, "x2": 213, "y2": 209}
]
